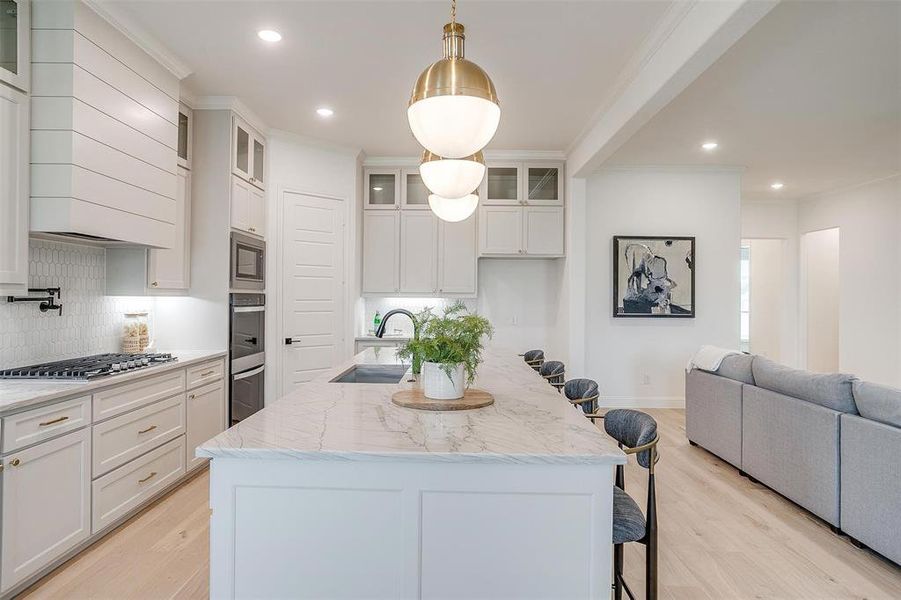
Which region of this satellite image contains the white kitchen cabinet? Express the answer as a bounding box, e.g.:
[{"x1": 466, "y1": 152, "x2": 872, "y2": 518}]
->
[
  {"x1": 1, "y1": 428, "x2": 91, "y2": 592},
  {"x1": 438, "y1": 214, "x2": 478, "y2": 294},
  {"x1": 0, "y1": 0, "x2": 29, "y2": 92},
  {"x1": 148, "y1": 166, "x2": 191, "y2": 290},
  {"x1": 177, "y1": 102, "x2": 192, "y2": 170},
  {"x1": 479, "y1": 206, "x2": 523, "y2": 255},
  {"x1": 479, "y1": 205, "x2": 564, "y2": 257},
  {"x1": 232, "y1": 115, "x2": 265, "y2": 190},
  {"x1": 401, "y1": 169, "x2": 431, "y2": 210},
  {"x1": 0, "y1": 82, "x2": 29, "y2": 294},
  {"x1": 481, "y1": 162, "x2": 522, "y2": 205},
  {"x1": 523, "y1": 206, "x2": 564, "y2": 255},
  {"x1": 400, "y1": 211, "x2": 438, "y2": 293},
  {"x1": 231, "y1": 174, "x2": 264, "y2": 237},
  {"x1": 362, "y1": 211, "x2": 400, "y2": 293},
  {"x1": 523, "y1": 162, "x2": 563, "y2": 206},
  {"x1": 481, "y1": 161, "x2": 564, "y2": 207},
  {"x1": 364, "y1": 168, "x2": 400, "y2": 209},
  {"x1": 186, "y1": 379, "x2": 226, "y2": 471}
]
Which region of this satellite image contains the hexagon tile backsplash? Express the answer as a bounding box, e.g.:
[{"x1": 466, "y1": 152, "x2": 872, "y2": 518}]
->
[{"x1": 0, "y1": 239, "x2": 127, "y2": 369}]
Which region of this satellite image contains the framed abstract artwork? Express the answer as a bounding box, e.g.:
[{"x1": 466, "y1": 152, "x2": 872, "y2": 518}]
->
[{"x1": 613, "y1": 236, "x2": 695, "y2": 318}]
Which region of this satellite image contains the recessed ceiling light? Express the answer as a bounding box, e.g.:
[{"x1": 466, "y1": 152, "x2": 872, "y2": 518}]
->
[
  {"x1": 701, "y1": 141, "x2": 718, "y2": 151},
  {"x1": 316, "y1": 107, "x2": 334, "y2": 118},
  {"x1": 372, "y1": 187, "x2": 383, "y2": 192},
  {"x1": 770, "y1": 182, "x2": 784, "y2": 190},
  {"x1": 257, "y1": 30, "x2": 282, "y2": 42}
]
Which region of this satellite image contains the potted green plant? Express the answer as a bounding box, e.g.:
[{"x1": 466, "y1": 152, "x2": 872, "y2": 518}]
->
[{"x1": 397, "y1": 302, "x2": 493, "y2": 400}]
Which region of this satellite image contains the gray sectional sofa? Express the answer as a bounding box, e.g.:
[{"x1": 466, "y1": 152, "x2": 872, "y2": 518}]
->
[{"x1": 685, "y1": 355, "x2": 901, "y2": 566}]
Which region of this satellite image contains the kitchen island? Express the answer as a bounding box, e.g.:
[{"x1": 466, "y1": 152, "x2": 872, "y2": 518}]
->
[{"x1": 199, "y1": 346, "x2": 625, "y2": 599}]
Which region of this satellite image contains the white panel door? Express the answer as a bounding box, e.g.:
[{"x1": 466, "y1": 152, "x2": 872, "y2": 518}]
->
[
  {"x1": 362, "y1": 211, "x2": 400, "y2": 293},
  {"x1": 230, "y1": 174, "x2": 251, "y2": 233},
  {"x1": 0, "y1": 83, "x2": 29, "y2": 293},
  {"x1": 186, "y1": 380, "x2": 226, "y2": 471},
  {"x1": 479, "y1": 206, "x2": 522, "y2": 255},
  {"x1": 1, "y1": 429, "x2": 91, "y2": 592},
  {"x1": 523, "y1": 206, "x2": 564, "y2": 256},
  {"x1": 400, "y1": 211, "x2": 438, "y2": 293},
  {"x1": 282, "y1": 192, "x2": 346, "y2": 393},
  {"x1": 148, "y1": 166, "x2": 190, "y2": 290},
  {"x1": 438, "y1": 213, "x2": 477, "y2": 295}
]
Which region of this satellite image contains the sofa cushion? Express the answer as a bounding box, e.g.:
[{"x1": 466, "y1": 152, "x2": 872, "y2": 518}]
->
[
  {"x1": 715, "y1": 353, "x2": 755, "y2": 385},
  {"x1": 852, "y1": 380, "x2": 901, "y2": 428},
  {"x1": 751, "y1": 356, "x2": 857, "y2": 413}
]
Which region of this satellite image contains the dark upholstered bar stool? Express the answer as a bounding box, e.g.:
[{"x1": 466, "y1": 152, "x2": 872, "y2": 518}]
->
[
  {"x1": 563, "y1": 378, "x2": 599, "y2": 414},
  {"x1": 539, "y1": 360, "x2": 565, "y2": 392},
  {"x1": 586, "y1": 409, "x2": 660, "y2": 600},
  {"x1": 521, "y1": 349, "x2": 545, "y2": 371}
]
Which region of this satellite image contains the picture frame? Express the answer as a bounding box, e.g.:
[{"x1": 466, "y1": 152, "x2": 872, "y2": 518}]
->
[{"x1": 612, "y1": 236, "x2": 696, "y2": 318}]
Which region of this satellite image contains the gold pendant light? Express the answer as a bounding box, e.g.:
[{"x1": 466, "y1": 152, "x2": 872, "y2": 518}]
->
[
  {"x1": 408, "y1": 0, "x2": 500, "y2": 159},
  {"x1": 419, "y1": 150, "x2": 485, "y2": 200}
]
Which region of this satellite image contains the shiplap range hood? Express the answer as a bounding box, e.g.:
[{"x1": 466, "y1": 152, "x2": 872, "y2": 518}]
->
[{"x1": 29, "y1": 1, "x2": 178, "y2": 248}]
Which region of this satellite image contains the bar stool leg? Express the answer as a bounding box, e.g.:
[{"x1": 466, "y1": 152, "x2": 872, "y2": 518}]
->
[{"x1": 613, "y1": 543, "x2": 624, "y2": 600}]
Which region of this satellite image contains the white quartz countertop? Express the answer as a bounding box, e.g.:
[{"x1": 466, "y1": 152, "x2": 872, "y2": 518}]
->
[
  {"x1": 0, "y1": 350, "x2": 228, "y2": 414},
  {"x1": 198, "y1": 346, "x2": 625, "y2": 465}
]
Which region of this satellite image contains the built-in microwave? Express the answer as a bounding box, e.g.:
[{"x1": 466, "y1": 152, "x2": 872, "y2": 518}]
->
[{"x1": 230, "y1": 232, "x2": 265, "y2": 291}]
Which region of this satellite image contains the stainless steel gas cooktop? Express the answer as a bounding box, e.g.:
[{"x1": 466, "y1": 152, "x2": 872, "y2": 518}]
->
[{"x1": 0, "y1": 353, "x2": 176, "y2": 380}]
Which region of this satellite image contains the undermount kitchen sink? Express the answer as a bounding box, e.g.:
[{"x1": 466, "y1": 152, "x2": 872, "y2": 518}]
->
[{"x1": 329, "y1": 364, "x2": 410, "y2": 384}]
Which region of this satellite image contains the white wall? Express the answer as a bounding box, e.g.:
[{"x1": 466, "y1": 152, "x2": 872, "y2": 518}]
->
[
  {"x1": 798, "y1": 175, "x2": 901, "y2": 386},
  {"x1": 265, "y1": 132, "x2": 361, "y2": 402},
  {"x1": 583, "y1": 168, "x2": 742, "y2": 406},
  {"x1": 801, "y1": 227, "x2": 840, "y2": 372},
  {"x1": 746, "y1": 238, "x2": 787, "y2": 362}
]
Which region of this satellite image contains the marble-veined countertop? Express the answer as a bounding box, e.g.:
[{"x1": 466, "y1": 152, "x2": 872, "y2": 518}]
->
[
  {"x1": 0, "y1": 350, "x2": 228, "y2": 414},
  {"x1": 198, "y1": 345, "x2": 625, "y2": 465}
]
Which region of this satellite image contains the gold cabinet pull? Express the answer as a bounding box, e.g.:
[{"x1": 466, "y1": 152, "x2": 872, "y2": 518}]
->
[
  {"x1": 138, "y1": 471, "x2": 157, "y2": 483},
  {"x1": 200, "y1": 370, "x2": 215, "y2": 377},
  {"x1": 188, "y1": 394, "x2": 196, "y2": 400},
  {"x1": 39, "y1": 415, "x2": 70, "y2": 427},
  {"x1": 9, "y1": 458, "x2": 20, "y2": 467},
  {"x1": 151, "y1": 281, "x2": 159, "y2": 287},
  {"x1": 137, "y1": 425, "x2": 157, "y2": 435}
]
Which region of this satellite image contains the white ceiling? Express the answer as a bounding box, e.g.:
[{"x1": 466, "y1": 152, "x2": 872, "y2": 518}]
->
[
  {"x1": 102, "y1": 0, "x2": 672, "y2": 156},
  {"x1": 607, "y1": 0, "x2": 901, "y2": 201}
]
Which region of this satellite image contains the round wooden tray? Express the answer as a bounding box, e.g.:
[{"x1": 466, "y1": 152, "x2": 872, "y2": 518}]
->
[{"x1": 391, "y1": 388, "x2": 495, "y2": 411}]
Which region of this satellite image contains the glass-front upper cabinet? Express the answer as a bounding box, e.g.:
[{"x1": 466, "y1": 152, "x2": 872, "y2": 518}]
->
[
  {"x1": 0, "y1": 0, "x2": 29, "y2": 92},
  {"x1": 364, "y1": 169, "x2": 400, "y2": 209},
  {"x1": 177, "y1": 102, "x2": 192, "y2": 169},
  {"x1": 524, "y1": 162, "x2": 563, "y2": 206},
  {"x1": 232, "y1": 115, "x2": 266, "y2": 190},
  {"x1": 401, "y1": 169, "x2": 430, "y2": 209},
  {"x1": 481, "y1": 162, "x2": 522, "y2": 205}
]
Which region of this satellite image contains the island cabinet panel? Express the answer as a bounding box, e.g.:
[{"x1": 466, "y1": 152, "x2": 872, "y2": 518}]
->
[
  {"x1": 208, "y1": 459, "x2": 616, "y2": 599},
  {"x1": 1, "y1": 429, "x2": 91, "y2": 593}
]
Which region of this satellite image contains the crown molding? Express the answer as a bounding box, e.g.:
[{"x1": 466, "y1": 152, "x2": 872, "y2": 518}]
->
[
  {"x1": 363, "y1": 149, "x2": 567, "y2": 167},
  {"x1": 192, "y1": 96, "x2": 268, "y2": 136},
  {"x1": 598, "y1": 164, "x2": 746, "y2": 174},
  {"x1": 83, "y1": 0, "x2": 192, "y2": 80}
]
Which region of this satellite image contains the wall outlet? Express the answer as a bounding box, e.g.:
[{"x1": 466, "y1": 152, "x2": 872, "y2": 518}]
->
[
  {"x1": 511, "y1": 315, "x2": 518, "y2": 325},
  {"x1": 641, "y1": 374, "x2": 651, "y2": 386}
]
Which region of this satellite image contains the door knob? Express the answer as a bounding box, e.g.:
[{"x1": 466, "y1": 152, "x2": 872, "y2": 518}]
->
[{"x1": 244, "y1": 337, "x2": 258, "y2": 345}]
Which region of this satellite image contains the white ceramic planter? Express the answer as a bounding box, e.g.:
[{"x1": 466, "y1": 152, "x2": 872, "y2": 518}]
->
[{"x1": 421, "y1": 361, "x2": 465, "y2": 400}]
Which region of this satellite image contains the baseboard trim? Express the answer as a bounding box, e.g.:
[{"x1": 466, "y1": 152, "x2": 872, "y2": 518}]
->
[{"x1": 600, "y1": 396, "x2": 685, "y2": 408}]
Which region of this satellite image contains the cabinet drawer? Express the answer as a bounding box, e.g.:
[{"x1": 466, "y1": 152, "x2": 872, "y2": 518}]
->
[
  {"x1": 2, "y1": 396, "x2": 92, "y2": 454},
  {"x1": 186, "y1": 359, "x2": 225, "y2": 390},
  {"x1": 93, "y1": 370, "x2": 185, "y2": 421},
  {"x1": 92, "y1": 436, "x2": 186, "y2": 534},
  {"x1": 92, "y1": 395, "x2": 186, "y2": 477}
]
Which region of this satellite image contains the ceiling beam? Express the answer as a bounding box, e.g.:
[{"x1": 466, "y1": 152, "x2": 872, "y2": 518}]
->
[{"x1": 566, "y1": 0, "x2": 778, "y2": 178}]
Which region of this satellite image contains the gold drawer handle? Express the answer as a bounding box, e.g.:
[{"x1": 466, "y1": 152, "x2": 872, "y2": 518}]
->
[
  {"x1": 9, "y1": 458, "x2": 20, "y2": 467},
  {"x1": 200, "y1": 370, "x2": 216, "y2": 377},
  {"x1": 138, "y1": 471, "x2": 157, "y2": 483},
  {"x1": 188, "y1": 394, "x2": 196, "y2": 400},
  {"x1": 137, "y1": 425, "x2": 157, "y2": 435},
  {"x1": 39, "y1": 415, "x2": 70, "y2": 427}
]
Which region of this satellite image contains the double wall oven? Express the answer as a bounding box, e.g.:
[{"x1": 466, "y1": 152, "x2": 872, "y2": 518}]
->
[{"x1": 230, "y1": 232, "x2": 266, "y2": 425}]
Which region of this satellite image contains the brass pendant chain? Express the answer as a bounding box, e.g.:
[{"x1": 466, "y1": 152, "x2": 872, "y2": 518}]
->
[{"x1": 451, "y1": 0, "x2": 456, "y2": 26}]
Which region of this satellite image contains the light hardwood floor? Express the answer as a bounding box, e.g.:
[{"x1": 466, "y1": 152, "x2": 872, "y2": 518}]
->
[{"x1": 21, "y1": 410, "x2": 901, "y2": 599}]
